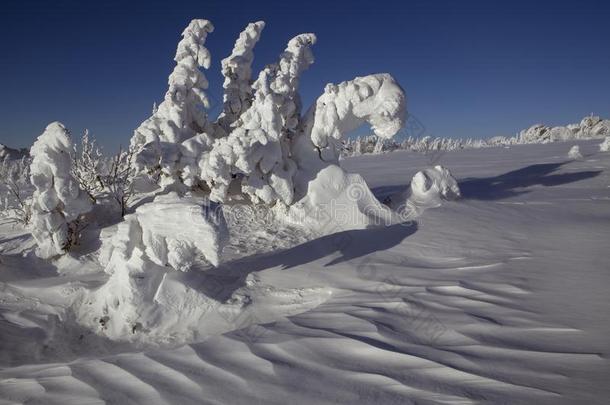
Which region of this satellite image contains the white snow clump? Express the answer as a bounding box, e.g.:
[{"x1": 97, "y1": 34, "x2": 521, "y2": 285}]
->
[
  {"x1": 408, "y1": 165, "x2": 461, "y2": 205},
  {"x1": 568, "y1": 145, "x2": 582, "y2": 159}
]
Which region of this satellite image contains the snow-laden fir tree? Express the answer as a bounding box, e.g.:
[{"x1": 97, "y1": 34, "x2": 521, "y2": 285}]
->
[
  {"x1": 200, "y1": 33, "x2": 317, "y2": 204},
  {"x1": 29, "y1": 122, "x2": 92, "y2": 259},
  {"x1": 216, "y1": 21, "x2": 265, "y2": 133},
  {"x1": 131, "y1": 19, "x2": 214, "y2": 187}
]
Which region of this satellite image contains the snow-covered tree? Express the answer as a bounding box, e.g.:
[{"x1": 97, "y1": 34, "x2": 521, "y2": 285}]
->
[
  {"x1": 72, "y1": 129, "x2": 105, "y2": 202},
  {"x1": 200, "y1": 33, "x2": 317, "y2": 205},
  {"x1": 105, "y1": 146, "x2": 137, "y2": 217},
  {"x1": 0, "y1": 156, "x2": 32, "y2": 225},
  {"x1": 216, "y1": 21, "x2": 265, "y2": 133},
  {"x1": 131, "y1": 19, "x2": 215, "y2": 187},
  {"x1": 29, "y1": 122, "x2": 93, "y2": 259}
]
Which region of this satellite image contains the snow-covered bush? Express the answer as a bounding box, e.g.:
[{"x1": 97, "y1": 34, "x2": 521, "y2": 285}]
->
[
  {"x1": 105, "y1": 146, "x2": 137, "y2": 217},
  {"x1": 29, "y1": 122, "x2": 93, "y2": 259},
  {"x1": 568, "y1": 145, "x2": 582, "y2": 159},
  {"x1": 599, "y1": 137, "x2": 610, "y2": 152},
  {"x1": 519, "y1": 124, "x2": 551, "y2": 144},
  {"x1": 579, "y1": 115, "x2": 610, "y2": 137},
  {"x1": 0, "y1": 144, "x2": 28, "y2": 161},
  {"x1": 71, "y1": 129, "x2": 105, "y2": 202},
  {"x1": 0, "y1": 156, "x2": 32, "y2": 225}
]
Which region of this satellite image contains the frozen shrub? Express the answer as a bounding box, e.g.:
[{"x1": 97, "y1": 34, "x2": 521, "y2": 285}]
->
[
  {"x1": 0, "y1": 156, "x2": 32, "y2": 225},
  {"x1": 29, "y1": 122, "x2": 92, "y2": 259}
]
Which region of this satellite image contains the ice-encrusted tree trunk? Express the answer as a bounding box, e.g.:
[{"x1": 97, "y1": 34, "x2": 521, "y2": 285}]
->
[
  {"x1": 131, "y1": 19, "x2": 214, "y2": 187},
  {"x1": 30, "y1": 122, "x2": 93, "y2": 259}
]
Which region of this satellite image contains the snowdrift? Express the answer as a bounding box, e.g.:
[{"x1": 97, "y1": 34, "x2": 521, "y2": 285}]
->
[{"x1": 79, "y1": 192, "x2": 228, "y2": 342}]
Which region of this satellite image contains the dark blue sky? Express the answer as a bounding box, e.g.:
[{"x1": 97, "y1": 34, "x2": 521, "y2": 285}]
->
[{"x1": 1, "y1": 0, "x2": 609, "y2": 151}]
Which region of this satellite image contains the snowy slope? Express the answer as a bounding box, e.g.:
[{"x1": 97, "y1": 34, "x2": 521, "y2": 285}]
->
[{"x1": 1, "y1": 140, "x2": 609, "y2": 404}]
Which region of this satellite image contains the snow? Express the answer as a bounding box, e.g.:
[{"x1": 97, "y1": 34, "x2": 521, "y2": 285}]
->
[
  {"x1": 406, "y1": 165, "x2": 461, "y2": 206},
  {"x1": 29, "y1": 122, "x2": 92, "y2": 258},
  {"x1": 135, "y1": 192, "x2": 227, "y2": 269},
  {"x1": 76, "y1": 192, "x2": 228, "y2": 343},
  {"x1": 568, "y1": 144, "x2": 583, "y2": 159},
  {"x1": 2, "y1": 139, "x2": 609, "y2": 404},
  {"x1": 2, "y1": 16, "x2": 609, "y2": 405}
]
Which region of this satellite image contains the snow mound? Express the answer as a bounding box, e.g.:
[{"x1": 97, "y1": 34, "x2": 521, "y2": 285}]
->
[
  {"x1": 599, "y1": 137, "x2": 610, "y2": 152},
  {"x1": 135, "y1": 192, "x2": 228, "y2": 269},
  {"x1": 29, "y1": 122, "x2": 92, "y2": 259},
  {"x1": 568, "y1": 145, "x2": 583, "y2": 159},
  {"x1": 408, "y1": 165, "x2": 461, "y2": 206},
  {"x1": 79, "y1": 192, "x2": 228, "y2": 342},
  {"x1": 286, "y1": 165, "x2": 398, "y2": 233},
  {"x1": 101, "y1": 192, "x2": 228, "y2": 272}
]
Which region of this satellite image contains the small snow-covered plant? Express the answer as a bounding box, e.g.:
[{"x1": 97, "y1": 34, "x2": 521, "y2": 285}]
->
[
  {"x1": 0, "y1": 156, "x2": 32, "y2": 225},
  {"x1": 599, "y1": 136, "x2": 610, "y2": 152},
  {"x1": 105, "y1": 146, "x2": 137, "y2": 217},
  {"x1": 72, "y1": 129, "x2": 105, "y2": 202},
  {"x1": 29, "y1": 122, "x2": 93, "y2": 259}
]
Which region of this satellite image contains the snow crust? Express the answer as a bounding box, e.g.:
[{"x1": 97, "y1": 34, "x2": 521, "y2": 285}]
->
[{"x1": 29, "y1": 122, "x2": 92, "y2": 258}]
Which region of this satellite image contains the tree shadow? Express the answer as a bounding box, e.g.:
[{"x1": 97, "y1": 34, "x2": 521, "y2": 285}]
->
[
  {"x1": 459, "y1": 162, "x2": 602, "y2": 200},
  {"x1": 182, "y1": 222, "x2": 418, "y2": 302}
]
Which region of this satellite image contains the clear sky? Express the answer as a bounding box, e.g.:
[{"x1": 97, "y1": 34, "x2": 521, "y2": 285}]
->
[{"x1": 1, "y1": 0, "x2": 609, "y2": 152}]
